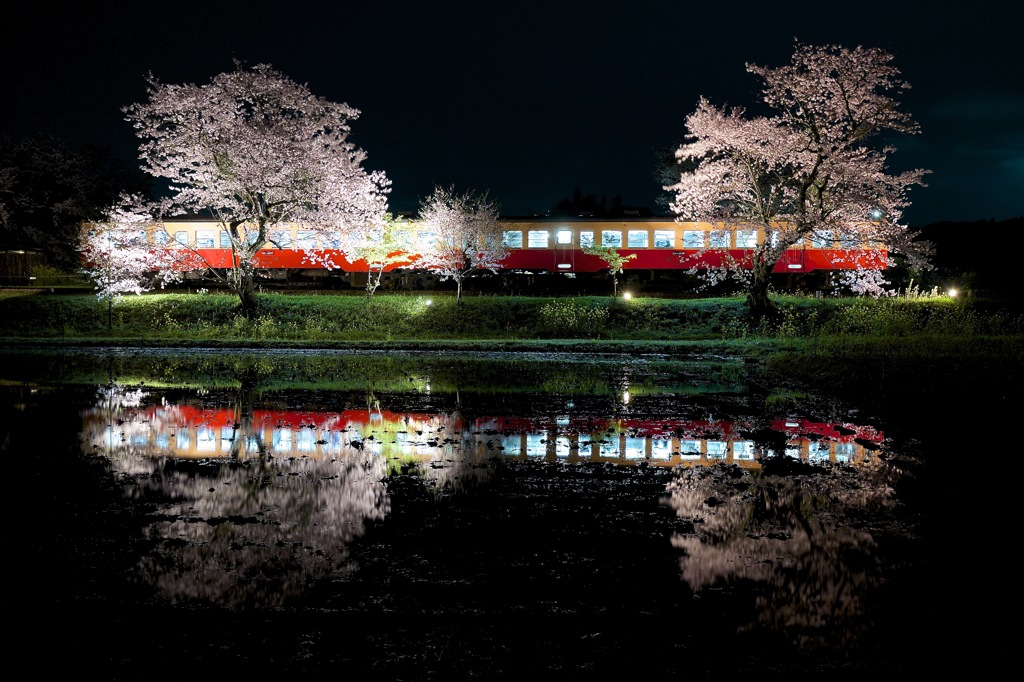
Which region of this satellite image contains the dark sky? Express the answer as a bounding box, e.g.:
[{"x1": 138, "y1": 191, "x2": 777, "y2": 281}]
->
[{"x1": 3, "y1": 1, "x2": 1022, "y2": 226}]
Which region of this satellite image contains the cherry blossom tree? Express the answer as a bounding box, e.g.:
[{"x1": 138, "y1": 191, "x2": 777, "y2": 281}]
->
[
  {"x1": 415, "y1": 186, "x2": 508, "y2": 302},
  {"x1": 81, "y1": 196, "x2": 195, "y2": 328},
  {"x1": 123, "y1": 62, "x2": 390, "y2": 317},
  {"x1": 664, "y1": 43, "x2": 933, "y2": 319},
  {"x1": 344, "y1": 212, "x2": 413, "y2": 298}
]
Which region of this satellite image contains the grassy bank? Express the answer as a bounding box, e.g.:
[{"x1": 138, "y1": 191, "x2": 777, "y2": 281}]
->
[{"x1": 2, "y1": 290, "x2": 1021, "y2": 344}]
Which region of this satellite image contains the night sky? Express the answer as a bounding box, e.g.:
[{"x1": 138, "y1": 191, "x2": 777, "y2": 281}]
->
[{"x1": 3, "y1": 0, "x2": 1022, "y2": 226}]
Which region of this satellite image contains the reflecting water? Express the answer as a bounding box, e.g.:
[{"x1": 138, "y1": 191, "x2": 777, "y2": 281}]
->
[{"x1": 4, "y1": 347, "x2": 923, "y2": 673}]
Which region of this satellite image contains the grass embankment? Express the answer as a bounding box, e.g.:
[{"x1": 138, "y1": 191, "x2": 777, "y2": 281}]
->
[{"x1": 2, "y1": 290, "x2": 1022, "y2": 414}]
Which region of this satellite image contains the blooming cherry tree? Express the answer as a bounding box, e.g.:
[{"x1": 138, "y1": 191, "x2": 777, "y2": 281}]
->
[
  {"x1": 665, "y1": 43, "x2": 933, "y2": 318},
  {"x1": 415, "y1": 186, "x2": 508, "y2": 302},
  {"x1": 123, "y1": 62, "x2": 390, "y2": 317},
  {"x1": 344, "y1": 212, "x2": 413, "y2": 298}
]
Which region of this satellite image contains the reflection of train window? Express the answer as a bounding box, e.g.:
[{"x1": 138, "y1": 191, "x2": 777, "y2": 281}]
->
[
  {"x1": 785, "y1": 444, "x2": 801, "y2": 458},
  {"x1": 273, "y1": 428, "x2": 293, "y2": 452},
  {"x1": 835, "y1": 442, "x2": 855, "y2": 462},
  {"x1": 526, "y1": 433, "x2": 546, "y2": 457},
  {"x1": 706, "y1": 441, "x2": 727, "y2": 459},
  {"x1": 680, "y1": 439, "x2": 701, "y2": 458},
  {"x1": 528, "y1": 231, "x2": 549, "y2": 248},
  {"x1": 155, "y1": 433, "x2": 170, "y2": 448},
  {"x1": 502, "y1": 231, "x2": 522, "y2": 248},
  {"x1": 624, "y1": 437, "x2": 646, "y2": 459},
  {"x1": 627, "y1": 231, "x2": 648, "y2": 248},
  {"x1": 601, "y1": 230, "x2": 622, "y2": 247},
  {"x1": 598, "y1": 436, "x2": 619, "y2": 458},
  {"x1": 175, "y1": 427, "x2": 190, "y2": 447},
  {"x1": 197, "y1": 426, "x2": 217, "y2": 452},
  {"x1": 579, "y1": 231, "x2": 594, "y2": 247},
  {"x1": 502, "y1": 434, "x2": 522, "y2": 456},
  {"x1": 555, "y1": 436, "x2": 572, "y2": 458},
  {"x1": 651, "y1": 438, "x2": 672, "y2": 459},
  {"x1": 653, "y1": 230, "x2": 674, "y2": 248},
  {"x1": 733, "y1": 440, "x2": 755, "y2": 460},
  {"x1": 296, "y1": 429, "x2": 317, "y2": 452},
  {"x1": 808, "y1": 441, "x2": 830, "y2": 461}
]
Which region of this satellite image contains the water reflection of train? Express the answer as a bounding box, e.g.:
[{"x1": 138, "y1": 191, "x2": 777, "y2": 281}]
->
[{"x1": 83, "y1": 403, "x2": 884, "y2": 469}]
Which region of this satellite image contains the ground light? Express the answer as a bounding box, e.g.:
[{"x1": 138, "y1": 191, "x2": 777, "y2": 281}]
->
[
  {"x1": 425, "y1": 299, "x2": 432, "y2": 306},
  {"x1": 622, "y1": 292, "x2": 632, "y2": 301},
  {"x1": 948, "y1": 288, "x2": 958, "y2": 298}
]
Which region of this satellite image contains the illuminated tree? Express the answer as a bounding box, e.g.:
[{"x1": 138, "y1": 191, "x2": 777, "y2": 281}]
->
[
  {"x1": 582, "y1": 244, "x2": 636, "y2": 297},
  {"x1": 123, "y1": 62, "x2": 390, "y2": 317},
  {"x1": 415, "y1": 186, "x2": 508, "y2": 302},
  {"x1": 81, "y1": 196, "x2": 194, "y2": 328},
  {"x1": 344, "y1": 212, "x2": 413, "y2": 298},
  {"x1": 664, "y1": 43, "x2": 933, "y2": 319}
]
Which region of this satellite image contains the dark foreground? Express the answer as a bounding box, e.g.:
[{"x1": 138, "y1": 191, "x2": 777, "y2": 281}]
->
[{"x1": 6, "y1": 350, "x2": 1017, "y2": 680}]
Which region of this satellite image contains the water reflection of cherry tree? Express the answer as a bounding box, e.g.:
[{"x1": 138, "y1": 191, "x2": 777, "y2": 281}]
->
[
  {"x1": 81, "y1": 385, "x2": 391, "y2": 609},
  {"x1": 666, "y1": 455, "x2": 912, "y2": 651}
]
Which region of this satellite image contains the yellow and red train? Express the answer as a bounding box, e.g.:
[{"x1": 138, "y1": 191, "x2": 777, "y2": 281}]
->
[{"x1": 136, "y1": 216, "x2": 887, "y2": 292}]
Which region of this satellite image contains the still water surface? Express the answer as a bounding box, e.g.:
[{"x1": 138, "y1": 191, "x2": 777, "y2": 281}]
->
[{"x1": 5, "y1": 347, "x2": 927, "y2": 675}]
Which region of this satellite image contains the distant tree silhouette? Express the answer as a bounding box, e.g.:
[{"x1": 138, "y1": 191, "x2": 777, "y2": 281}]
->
[{"x1": 552, "y1": 187, "x2": 651, "y2": 218}]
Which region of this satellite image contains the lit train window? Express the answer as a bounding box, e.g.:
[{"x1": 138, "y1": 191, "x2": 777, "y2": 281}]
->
[
  {"x1": 417, "y1": 231, "x2": 436, "y2": 248},
  {"x1": 835, "y1": 442, "x2": 855, "y2": 462},
  {"x1": 808, "y1": 441, "x2": 830, "y2": 461},
  {"x1": 297, "y1": 230, "x2": 317, "y2": 249},
  {"x1": 502, "y1": 230, "x2": 523, "y2": 248},
  {"x1": 174, "y1": 231, "x2": 189, "y2": 246},
  {"x1": 527, "y1": 230, "x2": 549, "y2": 247},
  {"x1": 271, "y1": 230, "x2": 292, "y2": 248},
  {"x1": 601, "y1": 230, "x2": 622, "y2": 247},
  {"x1": 709, "y1": 230, "x2": 729, "y2": 248},
  {"x1": 838, "y1": 233, "x2": 858, "y2": 249},
  {"x1": 653, "y1": 230, "x2": 674, "y2": 248},
  {"x1": 651, "y1": 439, "x2": 672, "y2": 459},
  {"x1": 153, "y1": 229, "x2": 168, "y2": 245},
  {"x1": 219, "y1": 231, "x2": 231, "y2": 247},
  {"x1": 682, "y1": 230, "x2": 704, "y2": 248},
  {"x1": 579, "y1": 231, "x2": 594, "y2": 247},
  {"x1": 736, "y1": 230, "x2": 757, "y2": 248},
  {"x1": 811, "y1": 230, "x2": 833, "y2": 248},
  {"x1": 325, "y1": 231, "x2": 343, "y2": 249},
  {"x1": 627, "y1": 230, "x2": 648, "y2": 248},
  {"x1": 555, "y1": 229, "x2": 573, "y2": 245},
  {"x1": 196, "y1": 230, "x2": 214, "y2": 248}
]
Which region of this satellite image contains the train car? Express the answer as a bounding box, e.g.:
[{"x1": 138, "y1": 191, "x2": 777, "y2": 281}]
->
[{"x1": 121, "y1": 215, "x2": 888, "y2": 293}]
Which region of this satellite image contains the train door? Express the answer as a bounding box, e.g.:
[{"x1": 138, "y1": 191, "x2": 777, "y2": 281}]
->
[{"x1": 553, "y1": 227, "x2": 575, "y2": 272}]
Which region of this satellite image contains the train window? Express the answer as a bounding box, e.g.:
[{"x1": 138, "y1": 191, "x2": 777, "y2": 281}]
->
[
  {"x1": 417, "y1": 231, "x2": 436, "y2": 248},
  {"x1": 527, "y1": 230, "x2": 549, "y2": 248},
  {"x1": 297, "y1": 231, "x2": 317, "y2": 249},
  {"x1": 682, "y1": 230, "x2": 704, "y2": 248},
  {"x1": 838, "y1": 232, "x2": 859, "y2": 249},
  {"x1": 219, "y1": 231, "x2": 231, "y2": 247},
  {"x1": 736, "y1": 229, "x2": 757, "y2": 248},
  {"x1": 555, "y1": 229, "x2": 573, "y2": 245},
  {"x1": 627, "y1": 230, "x2": 648, "y2": 248},
  {"x1": 709, "y1": 230, "x2": 729, "y2": 248},
  {"x1": 835, "y1": 442, "x2": 855, "y2": 462},
  {"x1": 153, "y1": 229, "x2": 168, "y2": 245},
  {"x1": 502, "y1": 230, "x2": 523, "y2": 248},
  {"x1": 601, "y1": 231, "x2": 622, "y2": 247},
  {"x1": 196, "y1": 230, "x2": 215, "y2": 248},
  {"x1": 324, "y1": 231, "x2": 343, "y2": 249},
  {"x1": 579, "y1": 231, "x2": 594, "y2": 248},
  {"x1": 271, "y1": 230, "x2": 293, "y2": 248},
  {"x1": 811, "y1": 230, "x2": 834, "y2": 248},
  {"x1": 653, "y1": 230, "x2": 674, "y2": 248},
  {"x1": 174, "y1": 231, "x2": 189, "y2": 246}
]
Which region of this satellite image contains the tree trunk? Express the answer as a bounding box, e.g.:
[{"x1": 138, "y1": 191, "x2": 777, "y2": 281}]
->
[
  {"x1": 746, "y1": 258, "x2": 777, "y2": 321},
  {"x1": 456, "y1": 276, "x2": 463, "y2": 303},
  {"x1": 233, "y1": 262, "x2": 260, "y2": 319}
]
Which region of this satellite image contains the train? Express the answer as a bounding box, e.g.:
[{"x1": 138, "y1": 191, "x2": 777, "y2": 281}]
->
[{"x1": 124, "y1": 215, "x2": 888, "y2": 294}]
